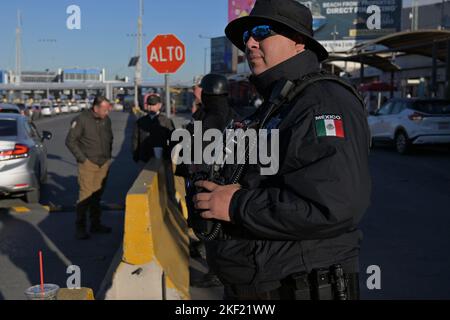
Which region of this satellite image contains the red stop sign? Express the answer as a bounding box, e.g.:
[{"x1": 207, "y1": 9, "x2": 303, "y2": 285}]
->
[{"x1": 147, "y1": 34, "x2": 186, "y2": 74}]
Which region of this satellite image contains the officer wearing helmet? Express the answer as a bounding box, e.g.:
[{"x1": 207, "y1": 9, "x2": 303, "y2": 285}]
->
[
  {"x1": 181, "y1": 73, "x2": 235, "y2": 288},
  {"x1": 197, "y1": 73, "x2": 235, "y2": 132}
]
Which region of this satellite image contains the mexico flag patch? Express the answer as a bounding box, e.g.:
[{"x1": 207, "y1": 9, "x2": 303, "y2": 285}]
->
[{"x1": 315, "y1": 114, "x2": 345, "y2": 138}]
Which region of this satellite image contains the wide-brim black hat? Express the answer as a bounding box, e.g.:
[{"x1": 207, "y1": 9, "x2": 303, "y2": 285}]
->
[{"x1": 225, "y1": 0, "x2": 328, "y2": 62}]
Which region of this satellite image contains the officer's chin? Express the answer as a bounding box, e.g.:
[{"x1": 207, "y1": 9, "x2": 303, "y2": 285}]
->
[{"x1": 249, "y1": 62, "x2": 267, "y2": 76}]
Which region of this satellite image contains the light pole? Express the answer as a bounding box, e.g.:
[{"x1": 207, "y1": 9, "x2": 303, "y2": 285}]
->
[
  {"x1": 16, "y1": 10, "x2": 22, "y2": 84},
  {"x1": 203, "y1": 47, "x2": 210, "y2": 74},
  {"x1": 199, "y1": 34, "x2": 214, "y2": 74},
  {"x1": 330, "y1": 25, "x2": 339, "y2": 75},
  {"x1": 126, "y1": 0, "x2": 145, "y2": 110},
  {"x1": 410, "y1": 0, "x2": 419, "y2": 31},
  {"x1": 38, "y1": 39, "x2": 57, "y2": 100},
  {"x1": 136, "y1": 0, "x2": 144, "y2": 110},
  {"x1": 45, "y1": 69, "x2": 50, "y2": 99}
]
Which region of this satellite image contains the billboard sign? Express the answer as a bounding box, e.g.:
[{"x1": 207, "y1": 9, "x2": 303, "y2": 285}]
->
[
  {"x1": 228, "y1": 0, "x2": 402, "y2": 53},
  {"x1": 228, "y1": 0, "x2": 255, "y2": 22},
  {"x1": 300, "y1": 0, "x2": 402, "y2": 52}
]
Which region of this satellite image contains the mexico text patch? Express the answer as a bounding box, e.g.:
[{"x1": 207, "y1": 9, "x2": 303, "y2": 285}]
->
[{"x1": 315, "y1": 114, "x2": 345, "y2": 138}]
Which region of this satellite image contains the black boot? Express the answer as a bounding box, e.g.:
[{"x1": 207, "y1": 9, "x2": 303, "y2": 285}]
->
[
  {"x1": 89, "y1": 191, "x2": 111, "y2": 234},
  {"x1": 90, "y1": 224, "x2": 112, "y2": 234},
  {"x1": 75, "y1": 228, "x2": 90, "y2": 240},
  {"x1": 76, "y1": 201, "x2": 91, "y2": 240}
]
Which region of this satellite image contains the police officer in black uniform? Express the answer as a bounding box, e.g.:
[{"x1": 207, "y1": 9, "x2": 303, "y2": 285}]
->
[
  {"x1": 193, "y1": 0, "x2": 371, "y2": 300},
  {"x1": 184, "y1": 74, "x2": 234, "y2": 288},
  {"x1": 132, "y1": 94, "x2": 175, "y2": 162},
  {"x1": 176, "y1": 73, "x2": 235, "y2": 178}
]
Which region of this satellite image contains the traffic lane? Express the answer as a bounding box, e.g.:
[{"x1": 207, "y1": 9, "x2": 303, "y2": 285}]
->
[
  {"x1": 360, "y1": 145, "x2": 450, "y2": 299},
  {"x1": 0, "y1": 208, "x2": 124, "y2": 300},
  {"x1": 0, "y1": 111, "x2": 141, "y2": 299}
]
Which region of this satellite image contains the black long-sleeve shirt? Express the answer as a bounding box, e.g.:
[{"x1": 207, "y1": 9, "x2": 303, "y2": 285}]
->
[{"x1": 132, "y1": 112, "x2": 175, "y2": 162}]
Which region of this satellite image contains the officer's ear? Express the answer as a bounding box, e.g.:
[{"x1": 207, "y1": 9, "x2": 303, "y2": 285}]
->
[{"x1": 293, "y1": 35, "x2": 306, "y2": 54}]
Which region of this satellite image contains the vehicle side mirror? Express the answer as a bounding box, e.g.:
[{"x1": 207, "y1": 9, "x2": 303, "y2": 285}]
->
[{"x1": 42, "y1": 131, "x2": 52, "y2": 141}]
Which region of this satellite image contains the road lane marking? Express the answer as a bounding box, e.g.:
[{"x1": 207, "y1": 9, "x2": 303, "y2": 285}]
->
[{"x1": 12, "y1": 207, "x2": 30, "y2": 213}]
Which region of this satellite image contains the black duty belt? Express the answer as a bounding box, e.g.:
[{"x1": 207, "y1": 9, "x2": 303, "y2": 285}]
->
[{"x1": 225, "y1": 264, "x2": 360, "y2": 301}]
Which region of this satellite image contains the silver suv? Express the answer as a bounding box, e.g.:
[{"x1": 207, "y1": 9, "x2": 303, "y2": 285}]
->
[
  {"x1": 0, "y1": 114, "x2": 52, "y2": 203},
  {"x1": 369, "y1": 98, "x2": 450, "y2": 154}
]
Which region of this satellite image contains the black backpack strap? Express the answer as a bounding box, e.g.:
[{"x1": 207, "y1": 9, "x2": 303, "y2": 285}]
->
[{"x1": 287, "y1": 71, "x2": 366, "y2": 111}]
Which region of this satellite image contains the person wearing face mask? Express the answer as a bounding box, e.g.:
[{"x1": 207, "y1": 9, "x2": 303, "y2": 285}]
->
[
  {"x1": 185, "y1": 74, "x2": 236, "y2": 289},
  {"x1": 132, "y1": 94, "x2": 175, "y2": 163},
  {"x1": 177, "y1": 73, "x2": 236, "y2": 179},
  {"x1": 197, "y1": 73, "x2": 235, "y2": 132},
  {"x1": 193, "y1": 0, "x2": 371, "y2": 300}
]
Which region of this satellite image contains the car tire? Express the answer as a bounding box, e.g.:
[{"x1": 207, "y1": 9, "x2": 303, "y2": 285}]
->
[
  {"x1": 395, "y1": 131, "x2": 410, "y2": 155},
  {"x1": 41, "y1": 168, "x2": 48, "y2": 184},
  {"x1": 24, "y1": 187, "x2": 40, "y2": 204},
  {"x1": 370, "y1": 136, "x2": 375, "y2": 150}
]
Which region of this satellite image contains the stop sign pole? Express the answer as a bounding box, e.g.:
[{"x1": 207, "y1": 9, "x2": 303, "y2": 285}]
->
[
  {"x1": 165, "y1": 74, "x2": 171, "y2": 119},
  {"x1": 147, "y1": 34, "x2": 186, "y2": 118}
]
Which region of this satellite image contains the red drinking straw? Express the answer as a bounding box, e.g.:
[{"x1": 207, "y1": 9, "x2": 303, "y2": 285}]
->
[{"x1": 39, "y1": 251, "x2": 44, "y2": 293}]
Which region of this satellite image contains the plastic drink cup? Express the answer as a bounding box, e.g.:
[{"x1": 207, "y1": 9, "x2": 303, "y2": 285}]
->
[
  {"x1": 24, "y1": 284, "x2": 60, "y2": 300},
  {"x1": 153, "y1": 147, "x2": 163, "y2": 159}
]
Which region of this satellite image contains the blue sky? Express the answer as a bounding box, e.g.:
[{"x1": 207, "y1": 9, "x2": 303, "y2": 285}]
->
[
  {"x1": 0, "y1": 0, "x2": 441, "y2": 83},
  {"x1": 0, "y1": 0, "x2": 228, "y2": 84}
]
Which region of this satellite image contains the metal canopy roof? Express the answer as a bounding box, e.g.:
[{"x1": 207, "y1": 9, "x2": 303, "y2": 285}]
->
[
  {"x1": 325, "y1": 54, "x2": 400, "y2": 72},
  {"x1": 323, "y1": 30, "x2": 450, "y2": 73},
  {"x1": 352, "y1": 30, "x2": 450, "y2": 61}
]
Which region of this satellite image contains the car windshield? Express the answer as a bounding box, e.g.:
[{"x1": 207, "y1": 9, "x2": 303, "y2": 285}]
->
[
  {"x1": 0, "y1": 119, "x2": 18, "y2": 136},
  {"x1": 0, "y1": 108, "x2": 19, "y2": 114},
  {"x1": 412, "y1": 100, "x2": 450, "y2": 115}
]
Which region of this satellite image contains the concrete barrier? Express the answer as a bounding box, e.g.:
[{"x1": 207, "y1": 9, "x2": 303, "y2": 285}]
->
[{"x1": 98, "y1": 158, "x2": 190, "y2": 300}]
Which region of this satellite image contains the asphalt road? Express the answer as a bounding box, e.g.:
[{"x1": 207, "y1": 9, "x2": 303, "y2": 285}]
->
[
  {"x1": 0, "y1": 111, "x2": 449, "y2": 300},
  {"x1": 0, "y1": 111, "x2": 141, "y2": 300},
  {"x1": 360, "y1": 145, "x2": 450, "y2": 299}
]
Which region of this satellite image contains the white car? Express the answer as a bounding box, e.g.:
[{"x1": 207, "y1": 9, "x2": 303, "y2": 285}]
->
[
  {"x1": 53, "y1": 105, "x2": 61, "y2": 115},
  {"x1": 78, "y1": 102, "x2": 88, "y2": 110},
  {"x1": 40, "y1": 105, "x2": 55, "y2": 117},
  {"x1": 368, "y1": 98, "x2": 450, "y2": 154},
  {"x1": 113, "y1": 104, "x2": 124, "y2": 112},
  {"x1": 0, "y1": 114, "x2": 52, "y2": 203},
  {"x1": 60, "y1": 105, "x2": 70, "y2": 114},
  {"x1": 69, "y1": 105, "x2": 80, "y2": 113}
]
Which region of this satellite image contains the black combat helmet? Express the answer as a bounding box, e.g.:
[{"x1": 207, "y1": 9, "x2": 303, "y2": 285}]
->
[{"x1": 200, "y1": 74, "x2": 229, "y2": 96}]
